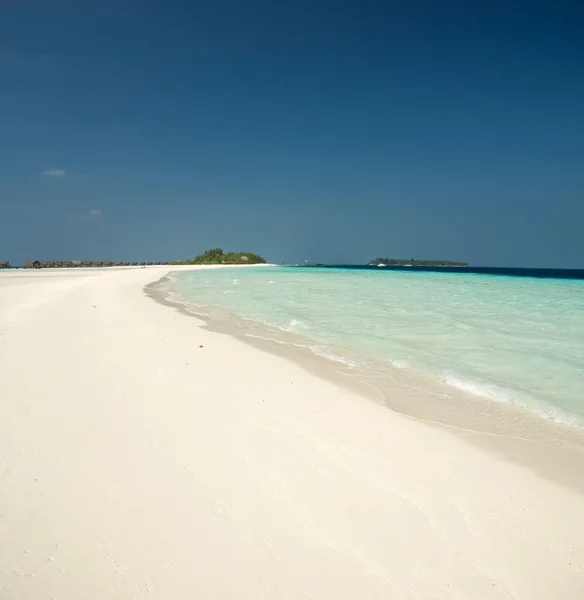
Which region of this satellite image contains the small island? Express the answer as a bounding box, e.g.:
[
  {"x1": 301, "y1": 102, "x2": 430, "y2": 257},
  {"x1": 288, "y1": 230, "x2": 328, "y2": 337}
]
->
[
  {"x1": 172, "y1": 248, "x2": 267, "y2": 266},
  {"x1": 369, "y1": 257, "x2": 468, "y2": 267}
]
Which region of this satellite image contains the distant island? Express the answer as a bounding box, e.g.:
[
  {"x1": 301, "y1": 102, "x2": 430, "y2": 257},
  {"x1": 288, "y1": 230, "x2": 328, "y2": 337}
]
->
[
  {"x1": 369, "y1": 258, "x2": 468, "y2": 267},
  {"x1": 172, "y1": 248, "x2": 267, "y2": 266}
]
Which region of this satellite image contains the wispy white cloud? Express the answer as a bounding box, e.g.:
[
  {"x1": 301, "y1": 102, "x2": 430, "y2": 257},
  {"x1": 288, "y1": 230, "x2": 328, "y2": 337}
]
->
[
  {"x1": 69, "y1": 208, "x2": 102, "y2": 222},
  {"x1": 42, "y1": 168, "x2": 66, "y2": 178}
]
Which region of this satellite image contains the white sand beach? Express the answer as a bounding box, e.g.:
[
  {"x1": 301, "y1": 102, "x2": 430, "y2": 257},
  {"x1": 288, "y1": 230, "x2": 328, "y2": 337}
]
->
[{"x1": 1, "y1": 266, "x2": 583, "y2": 600}]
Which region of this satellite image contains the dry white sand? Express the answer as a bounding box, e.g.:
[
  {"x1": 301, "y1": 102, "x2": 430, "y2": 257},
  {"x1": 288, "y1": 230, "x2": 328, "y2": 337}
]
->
[{"x1": 1, "y1": 266, "x2": 583, "y2": 600}]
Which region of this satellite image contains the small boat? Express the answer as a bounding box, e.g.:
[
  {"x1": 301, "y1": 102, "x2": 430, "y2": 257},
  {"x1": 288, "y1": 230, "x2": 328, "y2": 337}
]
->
[{"x1": 377, "y1": 263, "x2": 386, "y2": 267}]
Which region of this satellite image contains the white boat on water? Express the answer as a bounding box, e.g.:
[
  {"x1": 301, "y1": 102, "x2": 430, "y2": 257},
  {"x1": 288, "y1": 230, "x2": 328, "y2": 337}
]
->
[{"x1": 377, "y1": 263, "x2": 386, "y2": 267}]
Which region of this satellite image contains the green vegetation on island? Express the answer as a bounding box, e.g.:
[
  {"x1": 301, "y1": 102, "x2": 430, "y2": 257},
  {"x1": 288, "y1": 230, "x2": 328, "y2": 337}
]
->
[
  {"x1": 172, "y1": 248, "x2": 267, "y2": 266},
  {"x1": 369, "y1": 258, "x2": 468, "y2": 267}
]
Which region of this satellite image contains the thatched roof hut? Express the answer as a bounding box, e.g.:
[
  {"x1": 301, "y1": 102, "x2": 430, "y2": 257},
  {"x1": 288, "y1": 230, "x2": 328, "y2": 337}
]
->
[
  {"x1": 0, "y1": 260, "x2": 9, "y2": 268},
  {"x1": 72, "y1": 261, "x2": 82, "y2": 267}
]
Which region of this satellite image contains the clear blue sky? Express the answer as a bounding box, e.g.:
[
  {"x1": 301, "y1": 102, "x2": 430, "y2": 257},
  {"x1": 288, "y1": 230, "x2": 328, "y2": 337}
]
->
[{"x1": 1, "y1": 1, "x2": 583, "y2": 267}]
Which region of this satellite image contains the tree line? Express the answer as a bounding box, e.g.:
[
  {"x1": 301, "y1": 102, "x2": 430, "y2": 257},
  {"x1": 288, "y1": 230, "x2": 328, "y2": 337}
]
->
[
  {"x1": 172, "y1": 248, "x2": 267, "y2": 265},
  {"x1": 369, "y1": 257, "x2": 468, "y2": 267}
]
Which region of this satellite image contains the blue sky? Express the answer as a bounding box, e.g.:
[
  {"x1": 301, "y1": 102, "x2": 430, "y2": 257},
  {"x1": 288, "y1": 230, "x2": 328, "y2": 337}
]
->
[{"x1": 1, "y1": 1, "x2": 583, "y2": 267}]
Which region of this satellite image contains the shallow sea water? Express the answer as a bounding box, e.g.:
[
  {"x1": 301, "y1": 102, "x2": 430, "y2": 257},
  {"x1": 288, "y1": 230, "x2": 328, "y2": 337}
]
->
[{"x1": 166, "y1": 267, "x2": 584, "y2": 428}]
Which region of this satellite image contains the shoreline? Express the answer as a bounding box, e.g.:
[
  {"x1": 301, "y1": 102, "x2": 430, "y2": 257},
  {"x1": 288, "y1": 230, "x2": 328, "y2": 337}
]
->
[
  {"x1": 157, "y1": 268, "x2": 584, "y2": 433},
  {"x1": 2, "y1": 265, "x2": 583, "y2": 599},
  {"x1": 148, "y1": 270, "x2": 584, "y2": 496}
]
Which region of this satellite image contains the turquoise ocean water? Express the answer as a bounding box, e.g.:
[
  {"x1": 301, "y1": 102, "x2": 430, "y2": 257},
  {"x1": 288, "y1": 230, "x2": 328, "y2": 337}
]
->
[{"x1": 166, "y1": 267, "x2": 584, "y2": 427}]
